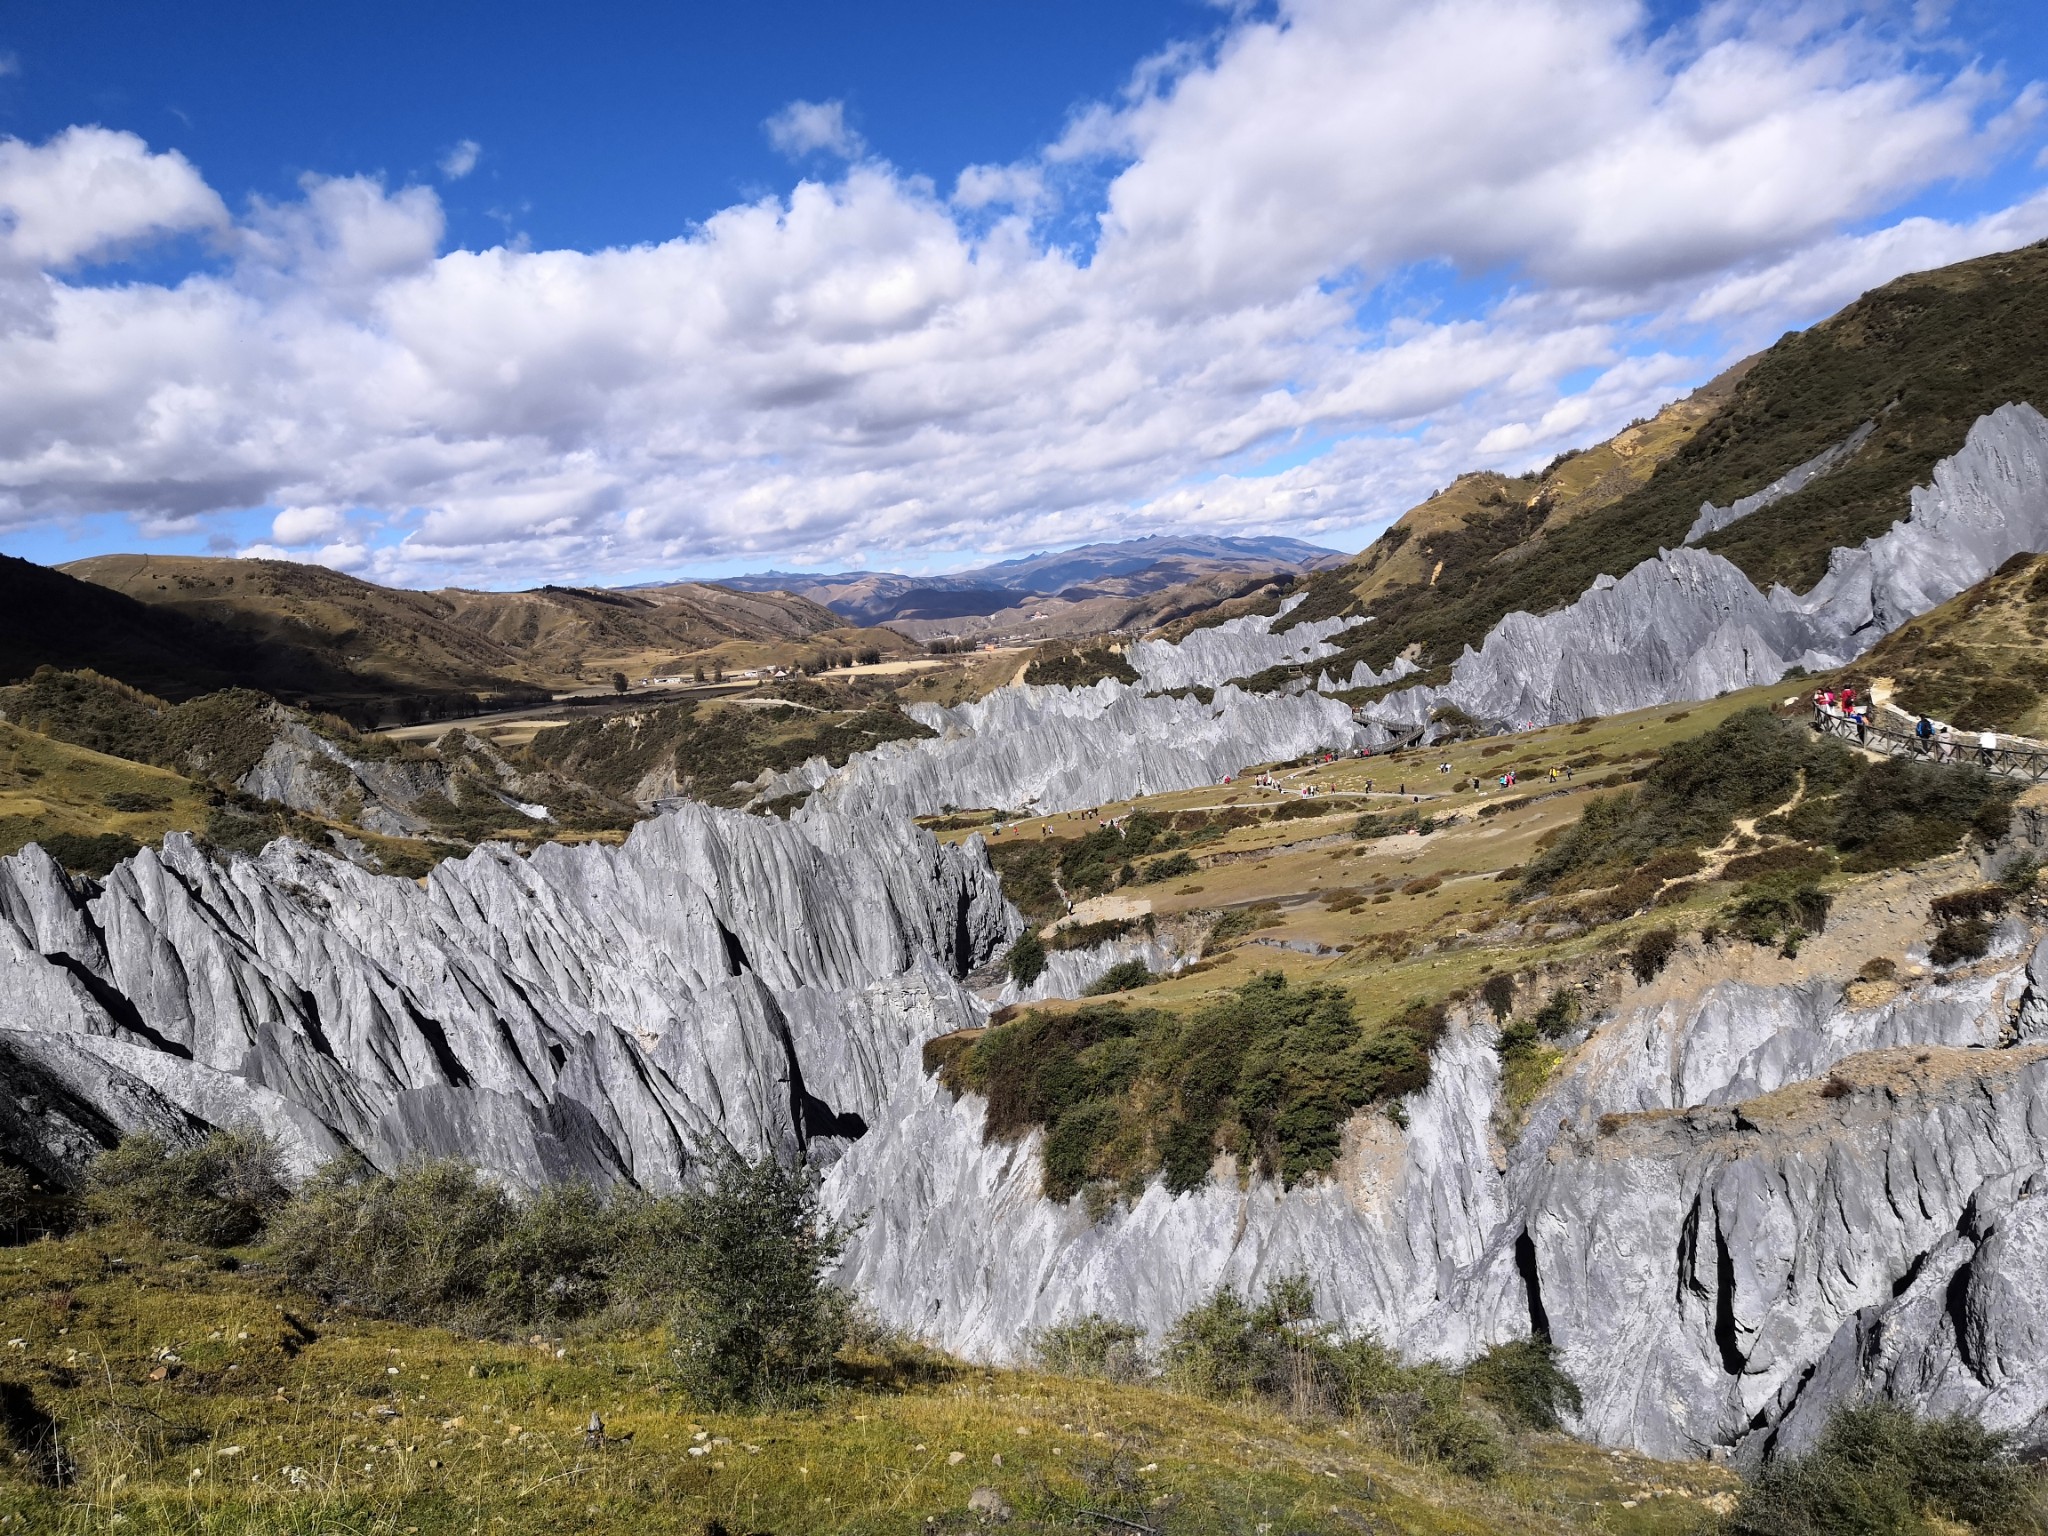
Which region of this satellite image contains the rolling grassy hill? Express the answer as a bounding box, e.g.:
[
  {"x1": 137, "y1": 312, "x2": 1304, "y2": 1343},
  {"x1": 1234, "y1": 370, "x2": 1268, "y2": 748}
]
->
[
  {"x1": 61, "y1": 555, "x2": 871, "y2": 702},
  {"x1": 0, "y1": 554, "x2": 372, "y2": 707}
]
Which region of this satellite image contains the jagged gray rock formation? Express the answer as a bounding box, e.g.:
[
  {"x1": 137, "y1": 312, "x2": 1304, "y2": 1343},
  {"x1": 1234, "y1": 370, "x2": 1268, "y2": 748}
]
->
[
  {"x1": 757, "y1": 600, "x2": 1374, "y2": 819},
  {"x1": 0, "y1": 806, "x2": 1010, "y2": 1188},
  {"x1": 239, "y1": 714, "x2": 568, "y2": 841},
  {"x1": 1124, "y1": 600, "x2": 1361, "y2": 690},
  {"x1": 1685, "y1": 421, "x2": 1875, "y2": 544},
  {"x1": 991, "y1": 932, "x2": 1193, "y2": 1006},
  {"x1": 768, "y1": 680, "x2": 1363, "y2": 820},
  {"x1": 1364, "y1": 402, "x2": 2048, "y2": 732},
  {"x1": 824, "y1": 932, "x2": 2048, "y2": 1460}
]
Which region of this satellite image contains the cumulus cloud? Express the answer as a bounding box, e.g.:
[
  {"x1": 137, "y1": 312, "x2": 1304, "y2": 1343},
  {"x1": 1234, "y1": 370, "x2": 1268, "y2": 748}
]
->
[
  {"x1": 0, "y1": 125, "x2": 225, "y2": 268},
  {"x1": 270, "y1": 505, "x2": 347, "y2": 545},
  {"x1": 765, "y1": 99, "x2": 865, "y2": 160},
  {"x1": 439, "y1": 138, "x2": 481, "y2": 180},
  {"x1": 0, "y1": 1, "x2": 2042, "y2": 586}
]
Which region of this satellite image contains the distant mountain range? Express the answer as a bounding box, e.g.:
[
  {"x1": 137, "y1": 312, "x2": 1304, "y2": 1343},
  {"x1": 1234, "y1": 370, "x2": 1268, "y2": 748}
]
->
[{"x1": 707, "y1": 534, "x2": 1343, "y2": 626}]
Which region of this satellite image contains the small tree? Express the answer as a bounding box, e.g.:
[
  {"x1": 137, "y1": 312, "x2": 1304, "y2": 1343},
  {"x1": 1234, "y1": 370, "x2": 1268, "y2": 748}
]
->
[
  {"x1": 669, "y1": 1154, "x2": 849, "y2": 1406},
  {"x1": 609, "y1": 671, "x2": 629, "y2": 694}
]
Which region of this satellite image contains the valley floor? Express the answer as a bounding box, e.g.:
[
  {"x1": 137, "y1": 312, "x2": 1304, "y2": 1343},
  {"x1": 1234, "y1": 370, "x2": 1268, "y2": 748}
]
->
[{"x1": 0, "y1": 1232, "x2": 1736, "y2": 1536}]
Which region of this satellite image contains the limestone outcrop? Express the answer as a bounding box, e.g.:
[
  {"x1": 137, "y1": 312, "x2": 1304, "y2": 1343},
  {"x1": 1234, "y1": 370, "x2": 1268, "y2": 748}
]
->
[
  {"x1": 769, "y1": 679, "x2": 1363, "y2": 820},
  {"x1": 0, "y1": 806, "x2": 1011, "y2": 1188},
  {"x1": 824, "y1": 929, "x2": 2048, "y2": 1461},
  {"x1": 1124, "y1": 602, "x2": 1361, "y2": 691},
  {"x1": 1685, "y1": 422, "x2": 1875, "y2": 544}
]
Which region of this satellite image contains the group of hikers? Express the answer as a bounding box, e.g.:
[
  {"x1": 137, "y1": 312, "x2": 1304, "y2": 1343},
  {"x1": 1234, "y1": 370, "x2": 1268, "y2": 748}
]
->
[{"x1": 1814, "y1": 687, "x2": 2003, "y2": 765}]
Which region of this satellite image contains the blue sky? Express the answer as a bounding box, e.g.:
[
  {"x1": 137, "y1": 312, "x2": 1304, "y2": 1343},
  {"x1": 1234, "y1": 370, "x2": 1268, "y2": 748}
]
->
[{"x1": 0, "y1": 0, "x2": 2045, "y2": 588}]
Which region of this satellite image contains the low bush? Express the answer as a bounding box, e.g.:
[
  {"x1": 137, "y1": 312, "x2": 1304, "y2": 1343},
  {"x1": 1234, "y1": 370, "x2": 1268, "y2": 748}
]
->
[
  {"x1": 1034, "y1": 1314, "x2": 1149, "y2": 1382},
  {"x1": 1085, "y1": 959, "x2": 1154, "y2": 995},
  {"x1": 1209, "y1": 902, "x2": 1281, "y2": 945},
  {"x1": 1479, "y1": 974, "x2": 1516, "y2": 1022},
  {"x1": 1354, "y1": 808, "x2": 1439, "y2": 840},
  {"x1": 1006, "y1": 929, "x2": 1047, "y2": 987},
  {"x1": 1530, "y1": 990, "x2": 1580, "y2": 1038},
  {"x1": 1730, "y1": 877, "x2": 1832, "y2": 948},
  {"x1": 1137, "y1": 851, "x2": 1199, "y2": 883},
  {"x1": 1049, "y1": 918, "x2": 1137, "y2": 951},
  {"x1": 1629, "y1": 926, "x2": 1680, "y2": 984},
  {"x1": 1931, "y1": 886, "x2": 2011, "y2": 924},
  {"x1": 35, "y1": 831, "x2": 142, "y2": 877},
  {"x1": 1158, "y1": 1277, "x2": 1548, "y2": 1481},
  {"x1": 1022, "y1": 645, "x2": 1139, "y2": 689},
  {"x1": 270, "y1": 1157, "x2": 692, "y2": 1334},
  {"x1": 935, "y1": 973, "x2": 1448, "y2": 1200},
  {"x1": 1524, "y1": 710, "x2": 2017, "y2": 902},
  {"x1": 84, "y1": 1131, "x2": 288, "y2": 1247},
  {"x1": 1930, "y1": 918, "x2": 1994, "y2": 967},
  {"x1": 0, "y1": 1165, "x2": 31, "y2": 1240},
  {"x1": 1728, "y1": 1402, "x2": 2041, "y2": 1536},
  {"x1": 1461, "y1": 1337, "x2": 1582, "y2": 1432}
]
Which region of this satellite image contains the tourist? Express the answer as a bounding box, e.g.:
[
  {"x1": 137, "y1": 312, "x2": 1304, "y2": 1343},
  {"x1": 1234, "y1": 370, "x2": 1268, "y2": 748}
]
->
[
  {"x1": 1916, "y1": 715, "x2": 1935, "y2": 754},
  {"x1": 1981, "y1": 728, "x2": 1999, "y2": 767},
  {"x1": 1939, "y1": 726, "x2": 1957, "y2": 763}
]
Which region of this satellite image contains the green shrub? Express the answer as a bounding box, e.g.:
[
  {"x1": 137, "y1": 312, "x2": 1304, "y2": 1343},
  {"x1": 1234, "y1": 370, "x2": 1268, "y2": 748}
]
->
[
  {"x1": 1728, "y1": 1402, "x2": 2041, "y2": 1536},
  {"x1": 1795, "y1": 757, "x2": 2017, "y2": 873},
  {"x1": 1730, "y1": 877, "x2": 1832, "y2": 947},
  {"x1": 1163, "y1": 1274, "x2": 1319, "y2": 1404},
  {"x1": 1006, "y1": 928, "x2": 1047, "y2": 987},
  {"x1": 985, "y1": 840, "x2": 1064, "y2": 924},
  {"x1": 0, "y1": 1165, "x2": 31, "y2": 1240},
  {"x1": 1411, "y1": 1398, "x2": 1507, "y2": 1479},
  {"x1": 35, "y1": 831, "x2": 142, "y2": 877},
  {"x1": 1932, "y1": 887, "x2": 2010, "y2": 924},
  {"x1": 1630, "y1": 926, "x2": 1679, "y2": 984},
  {"x1": 1209, "y1": 902, "x2": 1281, "y2": 944},
  {"x1": 1521, "y1": 709, "x2": 1844, "y2": 896},
  {"x1": 937, "y1": 974, "x2": 1447, "y2": 1201},
  {"x1": 1138, "y1": 850, "x2": 1199, "y2": 883},
  {"x1": 267, "y1": 1158, "x2": 513, "y2": 1326},
  {"x1": 1531, "y1": 990, "x2": 1581, "y2": 1038},
  {"x1": 1022, "y1": 645, "x2": 1139, "y2": 689},
  {"x1": 1479, "y1": 973, "x2": 1516, "y2": 1021},
  {"x1": 1461, "y1": 1337, "x2": 1582, "y2": 1432},
  {"x1": 1033, "y1": 1314, "x2": 1149, "y2": 1382},
  {"x1": 266, "y1": 1158, "x2": 706, "y2": 1335},
  {"x1": 667, "y1": 1153, "x2": 849, "y2": 1407},
  {"x1": 1929, "y1": 918, "x2": 1994, "y2": 968},
  {"x1": 85, "y1": 1130, "x2": 288, "y2": 1247},
  {"x1": 1085, "y1": 959, "x2": 1154, "y2": 995}
]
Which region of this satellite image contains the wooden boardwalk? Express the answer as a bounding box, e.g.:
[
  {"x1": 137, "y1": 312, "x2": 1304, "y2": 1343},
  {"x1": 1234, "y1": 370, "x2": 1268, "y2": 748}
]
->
[{"x1": 1812, "y1": 707, "x2": 2048, "y2": 784}]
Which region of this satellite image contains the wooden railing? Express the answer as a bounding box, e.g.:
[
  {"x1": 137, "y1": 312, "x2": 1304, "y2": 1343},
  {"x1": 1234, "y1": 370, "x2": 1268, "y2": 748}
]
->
[{"x1": 1811, "y1": 707, "x2": 2048, "y2": 784}]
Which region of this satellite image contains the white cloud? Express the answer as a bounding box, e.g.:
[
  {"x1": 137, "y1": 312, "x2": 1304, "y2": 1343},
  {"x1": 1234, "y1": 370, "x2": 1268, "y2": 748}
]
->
[
  {"x1": 0, "y1": 125, "x2": 225, "y2": 268},
  {"x1": 765, "y1": 99, "x2": 865, "y2": 161},
  {"x1": 0, "y1": 1, "x2": 2041, "y2": 586},
  {"x1": 439, "y1": 139, "x2": 481, "y2": 180},
  {"x1": 270, "y1": 505, "x2": 347, "y2": 544}
]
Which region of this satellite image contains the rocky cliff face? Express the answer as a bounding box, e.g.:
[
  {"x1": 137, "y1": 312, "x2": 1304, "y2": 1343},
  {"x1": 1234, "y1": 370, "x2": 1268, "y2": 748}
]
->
[
  {"x1": 1364, "y1": 402, "x2": 2048, "y2": 732},
  {"x1": 825, "y1": 913, "x2": 2048, "y2": 1462},
  {"x1": 0, "y1": 806, "x2": 1010, "y2": 1189},
  {"x1": 1123, "y1": 602, "x2": 1361, "y2": 691},
  {"x1": 769, "y1": 677, "x2": 1364, "y2": 820}
]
